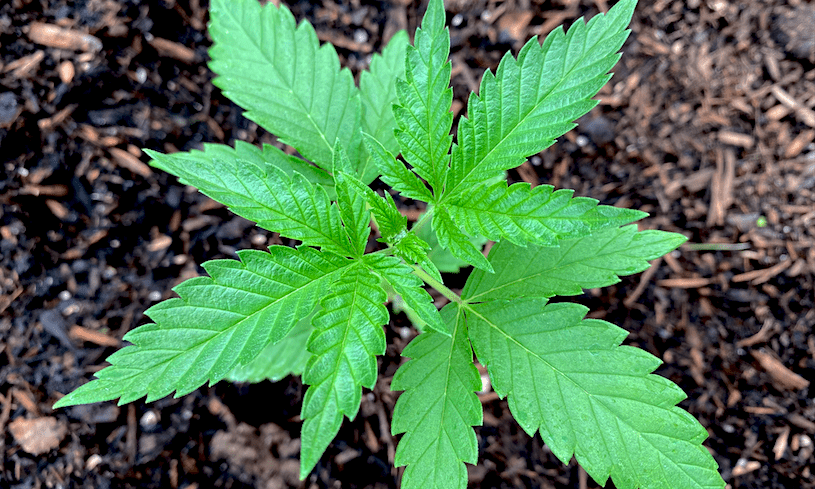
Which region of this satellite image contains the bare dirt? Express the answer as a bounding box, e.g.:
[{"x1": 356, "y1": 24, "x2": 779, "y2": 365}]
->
[{"x1": 1, "y1": 0, "x2": 813, "y2": 488}]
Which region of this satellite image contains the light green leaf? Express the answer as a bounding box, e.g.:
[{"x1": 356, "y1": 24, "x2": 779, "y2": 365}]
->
[
  {"x1": 225, "y1": 314, "x2": 313, "y2": 383},
  {"x1": 444, "y1": 0, "x2": 636, "y2": 199},
  {"x1": 414, "y1": 217, "x2": 487, "y2": 274},
  {"x1": 361, "y1": 30, "x2": 409, "y2": 158},
  {"x1": 54, "y1": 247, "x2": 351, "y2": 408},
  {"x1": 335, "y1": 169, "x2": 407, "y2": 243},
  {"x1": 446, "y1": 181, "x2": 645, "y2": 247},
  {"x1": 365, "y1": 254, "x2": 448, "y2": 336},
  {"x1": 391, "y1": 304, "x2": 482, "y2": 489},
  {"x1": 464, "y1": 225, "x2": 687, "y2": 302},
  {"x1": 467, "y1": 299, "x2": 724, "y2": 489},
  {"x1": 392, "y1": 232, "x2": 444, "y2": 284},
  {"x1": 334, "y1": 143, "x2": 371, "y2": 256},
  {"x1": 393, "y1": 0, "x2": 453, "y2": 196},
  {"x1": 432, "y1": 209, "x2": 493, "y2": 273},
  {"x1": 147, "y1": 145, "x2": 353, "y2": 255},
  {"x1": 363, "y1": 133, "x2": 433, "y2": 203},
  {"x1": 300, "y1": 265, "x2": 389, "y2": 478},
  {"x1": 209, "y1": 0, "x2": 361, "y2": 170}
]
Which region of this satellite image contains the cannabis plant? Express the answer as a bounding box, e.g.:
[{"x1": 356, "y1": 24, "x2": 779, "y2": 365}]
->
[{"x1": 55, "y1": 0, "x2": 725, "y2": 487}]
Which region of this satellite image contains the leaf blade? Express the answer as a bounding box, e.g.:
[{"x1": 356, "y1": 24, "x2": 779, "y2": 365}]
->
[
  {"x1": 209, "y1": 0, "x2": 362, "y2": 170},
  {"x1": 54, "y1": 247, "x2": 351, "y2": 408},
  {"x1": 463, "y1": 225, "x2": 686, "y2": 302},
  {"x1": 444, "y1": 0, "x2": 636, "y2": 199},
  {"x1": 467, "y1": 299, "x2": 724, "y2": 489},
  {"x1": 391, "y1": 304, "x2": 482, "y2": 489},
  {"x1": 300, "y1": 265, "x2": 389, "y2": 478}
]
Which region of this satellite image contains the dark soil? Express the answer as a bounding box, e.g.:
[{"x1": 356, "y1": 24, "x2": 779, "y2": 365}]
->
[{"x1": 2, "y1": 0, "x2": 814, "y2": 488}]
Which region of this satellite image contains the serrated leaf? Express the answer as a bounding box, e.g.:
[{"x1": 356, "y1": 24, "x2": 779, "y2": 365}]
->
[
  {"x1": 467, "y1": 299, "x2": 724, "y2": 489},
  {"x1": 300, "y1": 265, "x2": 389, "y2": 478},
  {"x1": 225, "y1": 314, "x2": 313, "y2": 383},
  {"x1": 209, "y1": 0, "x2": 362, "y2": 171},
  {"x1": 444, "y1": 0, "x2": 636, "y2": 199},
  {"x1": 414, "y1": 215, "x2": 487, "y2": 274},
  {"x1": 393, "y1": 0, "x2": 453, "y2": 196},
  {"x1": 432, "y1": 209, "x2": 493, "y2": 273},
  {"x1": 364, "y1": 133, "x2": 433, "y2": 203},
  {"x1": 391, "y1": 232, "x2": 443, "y2": 284},
  {"x1": 334, "y1": 143, "x2": 371, "y2": 256},
  {"x1": 53, "y1": 247, "x2": 351, "y2": 408},
  {"x1": 446, "y1": 181, "x2": 645, "y2": 247},
  {"x1": 391, "y1": 304, "x2": 482, "y2": 489},
  {"x1": 147, "y1": 145, "x2": 353, "y2": 255},
  {"x1": 335, "y1": 169, "x2": 407, "y2": 242},
  {"x1": 464, "y1": 225, "x2": 686, "y2": 302},
  {"x1": 365, "y1": 254, "x2": 448, "y2": 336},
  {"x1": 360, "y1": 30, "x2": 409, "y2": 158}
]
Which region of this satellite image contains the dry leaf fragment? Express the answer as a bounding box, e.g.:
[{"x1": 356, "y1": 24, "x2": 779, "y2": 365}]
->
[{"x1": 9, "y1": 416, "x2": 67, "y2": 455}]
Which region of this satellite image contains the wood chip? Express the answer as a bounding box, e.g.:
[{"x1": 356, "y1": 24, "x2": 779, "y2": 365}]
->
[
  {"x1": 751, "y1": 349, "x2": 810, "y2": 391},
  {"x1": 109, "y1": 147, "x2": 152, "y2": 177},
  {"x1": 69, "y1": 325, "x2": 121, "y2": 347},
  {"x1": 774, "y1": 426, "x2": 790, "y2": 460},
  {"x1": 771, "y1": 85, "x2": 815, "y2": 127},
  {"x1": 57, "y1": 60, "x2": 75, "y2": 84},
  {"x1": 656, "y1": 277, "x2": 713, "y2": 288},
  {"x1": 731, "y1": 259, "x2": 792, "y2": 285},
  {"x1": 718, "y1": 130, "x2": 754, "y2": 148},
  {"x1": 784, "y1": 129, "x2": 815, "y2": 158},
  {"x1": 147, "y1": 234, "x2": 173, "y2": 252},
  {"x1": 27, "y1": 22, "x2": 102, "y2": 52},
  {"x1": 148, "y1": 36, "x2": 198, "y2": 63},
  {"x1": 8, "y1": 416, "x2": 67, "y2": 455},
  {"x1": 5, "y1": 51, "x2": 46, "y2": 79},
  {"x1": 731, "y1": 459, "x2": 761, "y2": 477}
]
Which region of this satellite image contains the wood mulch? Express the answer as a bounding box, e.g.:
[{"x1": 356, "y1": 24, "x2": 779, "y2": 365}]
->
[{"x1": 1, "y1": 0, "x2": 813, "y2": 488}]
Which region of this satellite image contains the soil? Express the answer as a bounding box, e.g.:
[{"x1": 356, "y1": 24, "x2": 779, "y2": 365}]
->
[{"x1": 1, "y1": 0, "x2": 814, "y2": 488}]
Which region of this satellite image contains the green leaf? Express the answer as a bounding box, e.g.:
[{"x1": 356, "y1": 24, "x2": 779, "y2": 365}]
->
[
  {"x1": 391, "y1": 304, "x2": 482, "y2": 489},
  {"x1": 147, "y1": 145, "x2": 353, "y2": 255},
  {"x1": 225, "y1": 314, "x2": 313, "y2": 383},
  {"x1": 414, "y1": 217, "x2": 487, "y2": 274},
  {"x1": 334, "y1": 143, "x2": 371, "y2": 256},
  {"x1": 364, "y1": 133, "x2": 433, "y2": 203},
  {"x1": 360, "y1": 30, "x2": 409, "y2": 158},
  {"x1": 467, "y1": 299, "x2": 725, "y2": 489},
  {"x1": 444, "y1": 0, "x2": 636, "y2": 199},
  {"x1": 335, "y1": 169, "x2": 407, "y2": 242},
  {"x1": 432, "y1": 209, "x2": 493, "y2": 273},
  {"x1": 300, "y1": 265, "x2": 389, "y2": 478},
  {"x1": 365, "y1": 254, "x2": 449, "y2": 336},
  {"x1": 53, "y1": 247, "x2": 351, "y2": 408},
  {"x1": 446, "y1": 181, "x2": 646, "y2": 247},
  {"x1": 209, "y1": 0, "x2": 361, "y2": 170},
  {"x1": 464, "y1": 225, "x2": 686, "y2": 302},
  {"x1": 393, "y1": 0, "x2": 453, "y2": 197},
  {"x1": 391, "y1": 232, "x2": 444, "y2": 284}
]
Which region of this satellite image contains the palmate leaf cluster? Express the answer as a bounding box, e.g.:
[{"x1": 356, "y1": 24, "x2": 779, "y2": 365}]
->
[{"x1": 54, "y1": 0, "x2": 725, "y2": 488}]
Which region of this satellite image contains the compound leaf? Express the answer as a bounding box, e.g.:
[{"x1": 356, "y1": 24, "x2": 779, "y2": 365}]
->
[
  {"x1": 365, "y1": 255, "x2": 449, "y2": 336},
  {"x1": 225, "y1": 314, "x2": 313, "y2": 383},
  {"x1": 464, "y1": 225, "x2": 686, "y2": 302},
  {"x1": 300, "y1": 265, "x2": 389, "y2": 478},
  {"x1": 446, "y1": 181, "x2": 645, "y2": 247},
  {"x1": 54, "y1": 247, "x2": 351, "y2": 408},
  {"x1": 467, "y1": 299, "x2": 724, "y2": 489},
  {"x1": 391, "y1": 304, "x2": 482, "y2": 489},
  {"x1": 361, "y1": 30, "x2": 409, "y2": 158},
  {"x1": 393, "y1": 0, "x2": 453, "y2": 197},
  {"x1": 209, "y1": 0, "x2": 361, "y2": 171},
  {"x1": 444, "y1": 0, "x2": 636, "y2": 199}
]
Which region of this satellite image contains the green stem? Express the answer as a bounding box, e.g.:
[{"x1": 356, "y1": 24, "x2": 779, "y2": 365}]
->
[{"x1": 410, "y1": 264, "x2": 463, "y2": 305}]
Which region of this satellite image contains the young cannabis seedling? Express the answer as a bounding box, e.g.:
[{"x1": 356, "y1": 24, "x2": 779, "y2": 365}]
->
[{"x1": 55, "y1": 0, "x2": 726, "y2": 487}]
